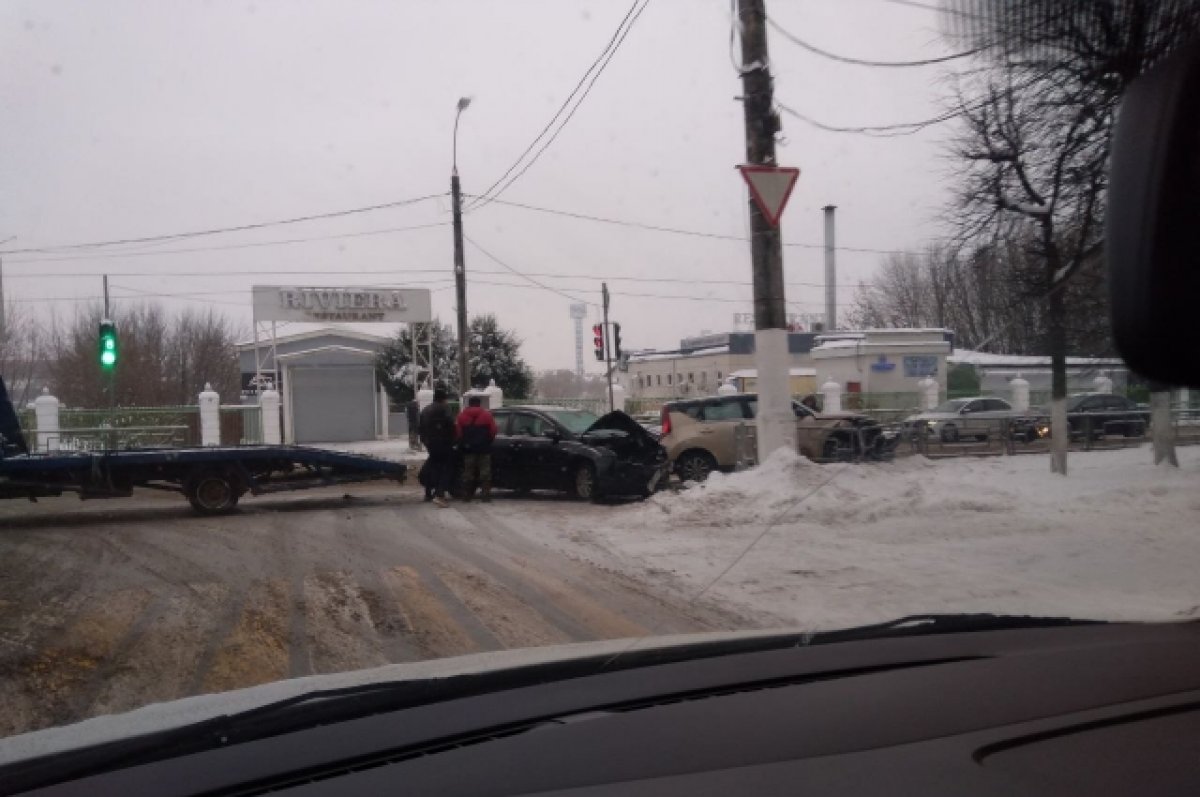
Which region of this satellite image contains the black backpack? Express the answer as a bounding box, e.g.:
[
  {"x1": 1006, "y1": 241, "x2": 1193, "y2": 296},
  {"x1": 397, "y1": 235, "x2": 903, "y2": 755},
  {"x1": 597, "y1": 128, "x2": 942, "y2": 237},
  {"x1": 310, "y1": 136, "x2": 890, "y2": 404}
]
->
[{"x1": 461, "y1": 416, "x2": 492, "y2": 454}]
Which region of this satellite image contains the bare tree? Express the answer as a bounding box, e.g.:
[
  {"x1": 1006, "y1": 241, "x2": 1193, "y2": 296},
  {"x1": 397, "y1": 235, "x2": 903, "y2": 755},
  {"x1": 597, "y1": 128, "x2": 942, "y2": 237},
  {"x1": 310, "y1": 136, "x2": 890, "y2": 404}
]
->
[
  {"x1": 0, "y1": 302, "x2": 47, "y2": 407},
  {"x1": 47, "y1": 303, "x2": 241, "y2": 408},
  {"x1": 947, "y1": 1, "x2": 1200, "y2": 473},
  {"x1": 165, "y1": 308, "x2": 243, "y2": 403}
]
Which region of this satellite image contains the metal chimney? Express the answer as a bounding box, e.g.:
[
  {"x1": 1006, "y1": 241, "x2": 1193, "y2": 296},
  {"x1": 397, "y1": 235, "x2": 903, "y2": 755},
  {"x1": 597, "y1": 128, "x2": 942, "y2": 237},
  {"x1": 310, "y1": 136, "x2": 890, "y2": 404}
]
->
[{"x1": 823, "y1": 205, "x2": 837, "y2": 331}]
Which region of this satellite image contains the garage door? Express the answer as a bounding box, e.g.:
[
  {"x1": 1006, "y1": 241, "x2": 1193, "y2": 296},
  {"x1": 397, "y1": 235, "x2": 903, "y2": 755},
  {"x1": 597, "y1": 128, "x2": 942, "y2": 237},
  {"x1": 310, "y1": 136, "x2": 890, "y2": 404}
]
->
[{"x1": 290, "y1": 366, "x2": 376, "y2": 443}]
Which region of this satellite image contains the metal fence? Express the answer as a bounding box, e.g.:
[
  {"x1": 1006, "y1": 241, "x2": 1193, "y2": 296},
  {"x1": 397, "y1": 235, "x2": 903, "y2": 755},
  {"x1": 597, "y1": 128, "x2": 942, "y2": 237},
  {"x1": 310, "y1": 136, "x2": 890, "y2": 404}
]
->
[
  {"x1": 903, "y1": 409, "x2": 1200, "y2": 459},
  {"x1": 16, "y1": 404, "x2": 266, "y2": 451}
]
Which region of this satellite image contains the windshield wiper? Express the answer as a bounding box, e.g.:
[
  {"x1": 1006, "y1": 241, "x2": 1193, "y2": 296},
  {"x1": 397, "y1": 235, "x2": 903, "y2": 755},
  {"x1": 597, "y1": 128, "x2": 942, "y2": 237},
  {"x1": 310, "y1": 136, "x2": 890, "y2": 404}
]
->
[
  {"x1": 0, "y1": 613, "x2": 1101, "y2": 795},
  {"x1": 794, "y1": 613, "x2": 1102, "y2": 646}
]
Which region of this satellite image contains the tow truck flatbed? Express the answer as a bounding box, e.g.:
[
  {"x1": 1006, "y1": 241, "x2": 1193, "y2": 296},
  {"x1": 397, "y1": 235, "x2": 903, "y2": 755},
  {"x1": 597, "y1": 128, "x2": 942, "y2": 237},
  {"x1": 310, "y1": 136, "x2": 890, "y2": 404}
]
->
[{"x1": 1, "y1": 378, "x2": 407, "y2": 514}]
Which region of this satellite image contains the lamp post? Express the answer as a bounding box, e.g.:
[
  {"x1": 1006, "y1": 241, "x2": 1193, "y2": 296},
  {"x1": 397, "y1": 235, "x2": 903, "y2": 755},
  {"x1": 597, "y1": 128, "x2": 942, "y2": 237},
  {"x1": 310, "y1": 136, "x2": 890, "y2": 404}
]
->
[{"x1": 451, "y1": 97, "x2": 472, "y2": 396}]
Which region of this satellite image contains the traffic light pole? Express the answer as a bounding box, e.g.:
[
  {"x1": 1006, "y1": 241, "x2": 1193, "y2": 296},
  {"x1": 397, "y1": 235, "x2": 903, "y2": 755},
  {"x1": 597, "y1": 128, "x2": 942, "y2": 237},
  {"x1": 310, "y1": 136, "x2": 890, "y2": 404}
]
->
[{"x1": 602, "y1": 283, "x2": 614, "y2": 413}]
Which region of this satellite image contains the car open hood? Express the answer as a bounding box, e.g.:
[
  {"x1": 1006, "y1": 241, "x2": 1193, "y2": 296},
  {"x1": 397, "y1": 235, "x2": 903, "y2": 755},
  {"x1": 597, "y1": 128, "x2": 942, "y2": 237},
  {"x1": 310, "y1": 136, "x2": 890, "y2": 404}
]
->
[{"x1": 584, "y1": 410, "x2": 660, "y2": 444}]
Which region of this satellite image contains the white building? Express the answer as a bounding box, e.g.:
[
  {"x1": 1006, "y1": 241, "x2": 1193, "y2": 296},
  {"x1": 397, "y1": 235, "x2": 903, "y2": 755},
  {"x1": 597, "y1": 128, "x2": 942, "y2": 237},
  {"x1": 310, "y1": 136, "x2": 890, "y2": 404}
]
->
[
  {"x1": 809, "y1": 329, "x2": 952, "y2": 397},
  {"x1": 621, "y1": 329, "x2": 954, "y2": 402}
]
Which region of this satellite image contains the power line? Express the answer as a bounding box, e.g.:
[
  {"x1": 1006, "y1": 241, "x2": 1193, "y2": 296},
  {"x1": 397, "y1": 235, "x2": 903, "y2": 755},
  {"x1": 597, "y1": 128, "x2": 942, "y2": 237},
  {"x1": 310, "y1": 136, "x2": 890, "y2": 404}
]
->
[
  {"x1": 767, "y1": 16, "x2": 985, "y2": 67},
  {"x1": 776, "y1": 98, "x2": 963, "y2": 136},
  {"x1": 465, "y1": 0, "x2": 640, "y2": 208},
  {"x1": 462, "y1": 235, "x2": 591, "y2": 304},
  {"x1": 0, "y1": 193, "x2": 444, "y2": 255},
  {"x1": 469, "y1": 196, "x2": 921, "y2": 255},
  {"x1": 876, "y1": 0, "x2": 983, "y2": 18},
  {"x1": 8, "y1": 266, "x2": 872, "y2": 291},
  {"x1": 466, "y1": 0, "x2": 652, "y2": 211},
  {"x1": 1, "y1": 222, "x2": 451, "y2": 265}
]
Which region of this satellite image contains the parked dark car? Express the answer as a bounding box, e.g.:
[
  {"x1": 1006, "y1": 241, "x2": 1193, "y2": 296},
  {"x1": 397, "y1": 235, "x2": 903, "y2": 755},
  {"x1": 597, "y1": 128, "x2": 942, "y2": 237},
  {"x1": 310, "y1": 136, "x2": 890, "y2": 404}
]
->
[
  {"x1": 486, "y1": 406, "x2": 668, "y2": 501},
  {"x1": 1011, "y1": 393, "x2": 1150, "y2": 442}
]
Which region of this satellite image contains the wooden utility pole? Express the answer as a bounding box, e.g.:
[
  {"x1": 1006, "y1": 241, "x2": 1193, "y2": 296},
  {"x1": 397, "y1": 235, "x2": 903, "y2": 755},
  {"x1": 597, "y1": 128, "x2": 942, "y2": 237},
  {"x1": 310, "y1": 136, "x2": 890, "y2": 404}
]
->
[{"x1": 737, "y1": 0, "x2": 792, "y2": 461}]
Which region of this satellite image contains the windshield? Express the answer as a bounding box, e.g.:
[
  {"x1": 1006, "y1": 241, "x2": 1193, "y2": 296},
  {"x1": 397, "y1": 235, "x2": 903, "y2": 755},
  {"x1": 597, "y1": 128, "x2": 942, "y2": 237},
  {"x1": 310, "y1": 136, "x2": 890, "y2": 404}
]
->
[
  {"x1": 2, "y1": 0, "x2": 1197, "y2": 761},
  {"x1": 545, "y1": 409, "x2": 600, "y2": 435}
]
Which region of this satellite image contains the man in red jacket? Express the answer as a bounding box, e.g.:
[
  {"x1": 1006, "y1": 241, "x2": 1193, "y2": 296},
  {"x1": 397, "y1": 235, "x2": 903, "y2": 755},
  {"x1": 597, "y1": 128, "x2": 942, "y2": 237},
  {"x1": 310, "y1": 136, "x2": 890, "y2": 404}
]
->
[{"x1": 455, "y1": 395, "x2": 498, "y2": 502}]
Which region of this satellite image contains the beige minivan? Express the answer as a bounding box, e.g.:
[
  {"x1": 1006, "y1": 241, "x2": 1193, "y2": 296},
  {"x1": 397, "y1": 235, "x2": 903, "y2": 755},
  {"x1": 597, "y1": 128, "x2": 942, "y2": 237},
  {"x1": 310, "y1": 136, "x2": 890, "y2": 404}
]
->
[{"x1": 659, "y1": 393, "x2": 897, "y2": 481}]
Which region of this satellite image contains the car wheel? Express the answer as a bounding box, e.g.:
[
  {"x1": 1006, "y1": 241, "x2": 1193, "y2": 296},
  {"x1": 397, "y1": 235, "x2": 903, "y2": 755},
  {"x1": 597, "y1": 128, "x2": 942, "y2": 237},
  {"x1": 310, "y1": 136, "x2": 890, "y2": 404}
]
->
[
  {"x1": 676, "y1": 451, "x2": 717, "y2": 483},
  {"x1": 572, "y1": 463, "x2": 599, "y2": 501},
  {"x1": 822, "y1": 437, "x2": 840, "y2": 461},
  {"x1": 186, "y1": 471, "x2": 239, "y2": 515},
  {"x1": 940, "y1": 425, "x2": 959, "y2": 443},
  {"x1": 1124, "y1": 422, "x2": 1144, "y2": 438}
]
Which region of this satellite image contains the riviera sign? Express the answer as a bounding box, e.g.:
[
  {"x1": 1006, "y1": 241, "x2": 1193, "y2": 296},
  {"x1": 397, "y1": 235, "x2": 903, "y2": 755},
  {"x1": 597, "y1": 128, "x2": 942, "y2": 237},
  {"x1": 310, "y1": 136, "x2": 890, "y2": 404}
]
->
[{"x1": 252, "y1": 286, "x2": 432, "y2": 323}]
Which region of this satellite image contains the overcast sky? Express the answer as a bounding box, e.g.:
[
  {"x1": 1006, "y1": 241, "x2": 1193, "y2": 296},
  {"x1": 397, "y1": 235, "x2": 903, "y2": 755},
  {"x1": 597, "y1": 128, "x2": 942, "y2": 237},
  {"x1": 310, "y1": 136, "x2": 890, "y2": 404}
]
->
[{"x1": 1, "y1": 0, "x2": 968, "y2": 373}]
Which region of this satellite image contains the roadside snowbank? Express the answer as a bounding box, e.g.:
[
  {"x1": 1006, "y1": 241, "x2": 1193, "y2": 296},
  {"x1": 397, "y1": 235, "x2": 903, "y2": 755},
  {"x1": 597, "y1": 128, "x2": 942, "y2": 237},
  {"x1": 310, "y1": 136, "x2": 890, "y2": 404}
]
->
[{"x1": 510, "y1": 446, "x2": 1200, "y2": 630}]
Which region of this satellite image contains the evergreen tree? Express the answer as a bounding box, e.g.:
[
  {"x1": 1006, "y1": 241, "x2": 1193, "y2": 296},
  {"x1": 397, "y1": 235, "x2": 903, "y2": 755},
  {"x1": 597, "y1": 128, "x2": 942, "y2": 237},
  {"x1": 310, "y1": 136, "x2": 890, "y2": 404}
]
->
[
  {"x1": 468, "y1": 314, "x2": 533, "y2": 399},
  {"x1": 375, "y1": 319, "x2": 457, "y2": 402}
]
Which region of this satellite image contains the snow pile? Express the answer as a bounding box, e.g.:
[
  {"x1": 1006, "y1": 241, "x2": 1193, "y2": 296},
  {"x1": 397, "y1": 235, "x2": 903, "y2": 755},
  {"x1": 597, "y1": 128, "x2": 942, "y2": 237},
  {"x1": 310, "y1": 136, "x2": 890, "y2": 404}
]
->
[
  {"x1": 641, "y1": 447, "x2": 822, "y2": 526},
  {"x1": 511, "y1": 446, "x2": 1200, "y2": 630}
]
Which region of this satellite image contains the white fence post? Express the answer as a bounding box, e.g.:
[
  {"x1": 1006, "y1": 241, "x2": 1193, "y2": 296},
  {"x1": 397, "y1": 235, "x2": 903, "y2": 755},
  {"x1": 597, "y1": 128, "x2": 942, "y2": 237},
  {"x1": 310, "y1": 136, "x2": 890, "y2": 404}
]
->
[
  {"x1": 1010, "y1": 373, "x2": 1030, "y2": 412},
  {"x1": 919, "y1": 377, "x2": 939, "y2": 410},
  {"x1": 33, "y1": 387, "x2": 60, "y2": 452},
  {"x1": 484, "y1": 378, "x2": 504, "y2": 409},
  {"x1": 821, "y1": 378, "x2": 842, "y2": 414},
  {"x1": 199, "y1": 383, "x2": 220, "y2": 446},
  {"x1": 261, "y1": 388, "x2": 282, "y2": 445},
  {"x1": 610, "y1": 383, "x2": 627, "y2": 412},
  {"x1": 417, "y1": 385, "x2": 434, "y2": 413}
]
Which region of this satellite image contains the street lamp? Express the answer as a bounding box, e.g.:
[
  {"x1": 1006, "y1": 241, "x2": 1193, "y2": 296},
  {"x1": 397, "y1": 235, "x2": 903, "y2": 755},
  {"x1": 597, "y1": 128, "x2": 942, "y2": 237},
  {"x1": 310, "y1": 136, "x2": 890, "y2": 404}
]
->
[{"x1": 452, "y1": 97, "x2": 472, "y2": 396}]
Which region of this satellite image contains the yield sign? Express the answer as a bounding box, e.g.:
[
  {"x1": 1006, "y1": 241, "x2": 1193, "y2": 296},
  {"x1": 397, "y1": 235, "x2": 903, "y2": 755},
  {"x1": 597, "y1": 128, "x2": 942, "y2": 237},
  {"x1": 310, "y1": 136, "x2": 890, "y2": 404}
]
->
[{"x1": 737, "y1": 165, "x2": 800, "y2": 227}]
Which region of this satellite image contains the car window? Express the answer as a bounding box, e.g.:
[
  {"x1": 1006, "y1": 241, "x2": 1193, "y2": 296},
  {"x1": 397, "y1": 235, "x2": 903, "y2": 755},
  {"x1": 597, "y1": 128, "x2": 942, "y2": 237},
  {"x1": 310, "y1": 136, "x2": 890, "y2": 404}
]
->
[
  {"x1": 703, "y1": 401, "x2": 744, "y2": 421},
  {"x1": 509, "y1": 413, "x2": 548, "y2": 437},
  {"x1": 962, "y1": 400, "x2": 982, "y2": 413},
  {"x1": 792, "y1": 401, "x2": 814, "y2": 418},
  {"x1": 493, "y1": 411, "x2": 512, "y2": 434},
  {"x1": 986, "y1": 399, "x2": 1011, "y2": 412}
]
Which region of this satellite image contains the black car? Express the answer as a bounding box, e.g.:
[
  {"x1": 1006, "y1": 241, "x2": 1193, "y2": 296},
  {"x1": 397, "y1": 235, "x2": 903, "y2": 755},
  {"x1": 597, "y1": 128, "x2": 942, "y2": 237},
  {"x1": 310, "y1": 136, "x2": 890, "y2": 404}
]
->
[
  {"x1": 487, "y1": 406, "x2": 668, "y2": 501},
  {"x1": 1012, "y1": 393, "x2": 1150, "y2": 442}
]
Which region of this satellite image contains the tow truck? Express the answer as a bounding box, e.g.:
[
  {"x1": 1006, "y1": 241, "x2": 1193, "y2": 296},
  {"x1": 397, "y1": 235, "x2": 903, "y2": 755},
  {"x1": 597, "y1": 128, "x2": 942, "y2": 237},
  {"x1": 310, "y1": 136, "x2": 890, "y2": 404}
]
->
[{"x1": 0, "y1": 377, "x2": 406, "y2": 514}]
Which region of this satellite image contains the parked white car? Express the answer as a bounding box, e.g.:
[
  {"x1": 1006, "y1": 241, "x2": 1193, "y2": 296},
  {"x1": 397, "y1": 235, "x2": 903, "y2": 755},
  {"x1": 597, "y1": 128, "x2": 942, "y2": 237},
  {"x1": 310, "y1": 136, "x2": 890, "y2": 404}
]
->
[{"x1": 905, "y1": 397, "x2": 1019, "y2": 442}]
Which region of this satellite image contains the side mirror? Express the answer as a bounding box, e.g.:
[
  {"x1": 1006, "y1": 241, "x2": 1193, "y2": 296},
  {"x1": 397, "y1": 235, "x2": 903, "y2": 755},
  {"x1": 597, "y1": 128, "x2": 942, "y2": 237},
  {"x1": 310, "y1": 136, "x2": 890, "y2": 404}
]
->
[
  {"x1": 1108, "y1": 41, "x2": 1200, "y2": 387},
  {"x1": 543, "y1": 429, "x2": 562, "y2": 443}
]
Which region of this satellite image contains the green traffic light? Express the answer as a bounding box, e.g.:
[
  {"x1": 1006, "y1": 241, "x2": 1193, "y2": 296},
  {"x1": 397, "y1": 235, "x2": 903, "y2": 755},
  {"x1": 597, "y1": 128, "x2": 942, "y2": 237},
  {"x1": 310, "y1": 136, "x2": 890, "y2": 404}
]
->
[{"x1": 98, "y1": 322, "x2": 118, "y2": 369}]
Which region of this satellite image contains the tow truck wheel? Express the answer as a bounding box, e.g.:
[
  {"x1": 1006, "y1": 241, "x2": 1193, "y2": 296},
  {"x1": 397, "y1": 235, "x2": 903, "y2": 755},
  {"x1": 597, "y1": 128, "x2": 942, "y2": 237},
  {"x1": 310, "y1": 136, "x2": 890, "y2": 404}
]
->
[{"x1": 186, "y1": 471, "x2": 240, "y2": 514}]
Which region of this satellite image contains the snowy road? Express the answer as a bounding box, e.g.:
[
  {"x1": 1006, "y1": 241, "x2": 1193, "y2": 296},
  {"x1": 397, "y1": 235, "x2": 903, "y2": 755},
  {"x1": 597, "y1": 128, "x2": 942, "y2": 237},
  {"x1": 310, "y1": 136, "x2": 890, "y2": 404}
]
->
[
  {"x1": 2, "y1": 444, "x2": 1197, "y2": 741},
  {"x1": 0, "y1": 486, "x2": 751, "y2": 739}
]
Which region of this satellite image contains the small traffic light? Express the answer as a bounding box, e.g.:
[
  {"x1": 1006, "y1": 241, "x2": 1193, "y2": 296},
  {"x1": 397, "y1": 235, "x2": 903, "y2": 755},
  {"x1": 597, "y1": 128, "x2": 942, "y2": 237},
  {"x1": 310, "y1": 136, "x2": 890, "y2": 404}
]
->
[
  {"x1": 98, "y1": 320, "x2": 118, "y2": 370},
  {"x1": 592, "y1": 324, "x2": 605, "y2": 361},
  {"x1": 612, "y1": 323, "x2": 622, "y2": 359}
]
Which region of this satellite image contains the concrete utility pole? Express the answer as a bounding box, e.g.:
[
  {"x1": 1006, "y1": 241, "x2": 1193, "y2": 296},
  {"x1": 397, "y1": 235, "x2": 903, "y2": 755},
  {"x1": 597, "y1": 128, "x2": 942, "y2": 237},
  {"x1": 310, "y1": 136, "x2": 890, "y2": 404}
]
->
[
  {"x1": 823, "y1": 205, "x2": 837, "y2": 331},
  {"x1": 0, "y1": 255, "x2": 6, "y2": 331},
  {"x1": 452, "y1": 97, "x2": 472, "y2": 396},
  {"x1": 737, "y1": 0, "x2": 792, "y2": 463}
]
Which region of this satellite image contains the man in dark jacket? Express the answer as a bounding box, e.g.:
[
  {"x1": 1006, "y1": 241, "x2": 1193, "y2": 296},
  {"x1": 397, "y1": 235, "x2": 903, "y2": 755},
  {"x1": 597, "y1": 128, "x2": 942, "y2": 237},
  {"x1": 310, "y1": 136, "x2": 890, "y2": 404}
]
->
[
  {"x1": 418, "y1": 388, "x2": 456, "y2": 507},
  {"x1": 455, "y1": 395, "x2": 498, "y2": 502}
]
